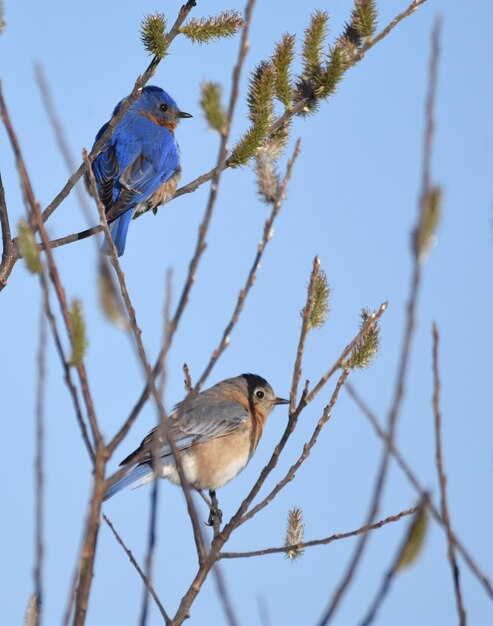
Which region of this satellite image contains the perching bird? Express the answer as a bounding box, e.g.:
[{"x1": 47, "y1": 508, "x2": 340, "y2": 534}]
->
[
  {"x1": 90, "y1": 86, "x2": 192, "y2": 256},
  {"x1": 105, "y1": 374, "x2": 288, "y2": 501}
]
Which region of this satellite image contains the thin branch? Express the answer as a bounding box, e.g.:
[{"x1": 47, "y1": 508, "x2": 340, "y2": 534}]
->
[
  {"x1": 0, "y1": 83, "x2": 98, "y2": 458},
  {"x1": 346, "y1": 382, "x2": 493, "y2": 601},
  {"x1": 196, "y1": 137, "x2": 301, "y2": 390},
  {"x1": 33, "y1": 300, "x2": 47, "y2": 622},
  {"x1": 157, "y1": 272, "x2": 173, "y2": 400},
  {"x1": 40, "y1": 271, "x2": 95, "y2": 461},
  {"x1": 0, "y1": 83, "x2": 110, "y2": 626},
  {"x1": 305, "y1": 303, "x2": 387, "y2": 406},
  {"x1": 211, "y1": 564, "x2": 240, "y2": 626},
  {"x1": 289, "y1": 256, "x2": 321, "y2": 412},
  {"x1": 169, "y1": 2, "x2": 259, "y2": 622},
  {"x1": 168, "y1": 0, "x2": 257, "y2": 389},
  {"x1": 317, "y1": 13, "x2": 438, "y2": 623},
  {"x1": 358, "y1": 497, "x2": 428, "y2": 626},
  {"x1": 35, "y1": 64, "x2": 94, "y2": 226},
  {"x1": 139, "y1": 478, "x2": 162, "y2": 626},
  {"x1": 83, "y1": 151, "x2": 206, "y2": 565},
  {"x1": 240, "y1": 369, "x2": 349, "y2": 527},
  {"x1": 432, "y1": 324, "x2": 467, "y2": 625},
  {"x1": 0, "y1": 171, "x2": 16, "y2": 287},
  {"x1": 103, "y1": 515, "x2": 170, "y2": 624},
  {"x1": 42, "y1": 225, "x2": 102, "y2": 251},
  {"x1": 62, "y1": 550, "x2": 84, "y2": 626},
  {"x1": 73, "y1": 446, "x2": 108, "y2": 626},
  {"x1": 221, "y1": 507, "x2": 417, "y2": 559}
]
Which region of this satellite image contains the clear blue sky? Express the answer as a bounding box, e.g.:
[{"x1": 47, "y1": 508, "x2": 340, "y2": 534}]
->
[{"x1": 1, "y1": 1, "x2": 492, "y2": 625}]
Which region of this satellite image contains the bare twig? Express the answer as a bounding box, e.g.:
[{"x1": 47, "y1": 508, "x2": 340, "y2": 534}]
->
[
  {"x1": 239, "y1": 369, "x2": 349, "y2": 527},
  {"x1": 0, "y1": 85, "x2": 102, "y2": 449},
  {"x1": 305, "y1": 303, "x2": 387, "y2": 406},
  {"x1": 358, "y1": 497, "x2": 428, "y2": 626},
  {"x1": 157, "y1": 272, "x2": 173, "y2": 400},
  {"x1": 211, "y1": 564, "x2": 240, "y2": 626},
  {"x1": 317, "y1": 15, "x2": 438, "y2": 624},
  {"x1": 0, "y1": 83, "x2": 98, "y2": 459},
  {"x1": 289, "y1": 256, "x2": 321, "y2": 412},
  {"x1": 221, "y1": 507, "x2": 417, "y2": 559},
  {"x1": 196, "y1": 138, "x2": 301, "y2": 390},
  {"x1": 62, "y1": 552, "x2": 84, "y2": 626},
  {"x1": 73, "y1": 447, "x2": 108, "y2": 626},
  {"x1": 33, "y1": 301, "x2": 47, "y2": 623},
  {"x1": 140, "y1": 478, "x2": 162, "y2": 626},
  {"x1": 35, "y1": 64, "x2": 93, "y2": 225},
  {"x1": 103, "y1": 515, "x2": 170, "y2": 623},
  {"x1": 83, "y1": 151, "x2": 206, "y2": 565},
  {"x1": 0, "y1": 171, "x2": 15, "y2": 287},
  {"x1": 0, "y1": 83, "x2": 110, "y2": 626},
  {"x1": 432, "y1": 324, "x2": 467, "y2": 625},
  {"x1": 346, "y1": 382, "x2": 493, "y2": 600}
]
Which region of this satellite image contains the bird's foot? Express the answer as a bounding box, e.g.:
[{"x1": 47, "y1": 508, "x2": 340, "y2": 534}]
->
[
  {"x1": 205, "y1": 489, "x2": 222, "y2": 529},
  {"x1": 206, "y1": 505, "x2": 223, "y2": 527}
]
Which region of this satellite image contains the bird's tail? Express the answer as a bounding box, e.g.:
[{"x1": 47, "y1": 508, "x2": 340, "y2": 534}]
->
[
  {"x1": 104, "y1": 463, "x2": 154, "y2": 501},
  {"x1": 102, "y1": 210, "x2": 133, "y2": 257}
]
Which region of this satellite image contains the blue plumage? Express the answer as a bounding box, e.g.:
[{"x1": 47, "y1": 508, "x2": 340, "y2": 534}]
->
[{"x1": 90, "y1": 86, "x2": 192, "y2": 256}]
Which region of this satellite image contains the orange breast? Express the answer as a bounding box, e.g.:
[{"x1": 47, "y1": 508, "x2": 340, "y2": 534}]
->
[
  {"x1": 189, "y1": 430, "x2": 252, "y2": 490},
  {"x1": 140, "y1": 111, "x2": 176, "y2": 134}
]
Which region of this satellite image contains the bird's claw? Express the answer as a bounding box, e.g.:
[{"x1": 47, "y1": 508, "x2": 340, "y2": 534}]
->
[{"x1": 206, "y1": 506, "x2": 223, "y2": 527}]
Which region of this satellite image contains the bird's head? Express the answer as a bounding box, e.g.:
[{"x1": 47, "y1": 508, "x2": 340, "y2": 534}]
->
[
  {"x1": 136, "y1": 85, "x2": 192, "y2": 132},
  {"x1": 237, "y1": 373, "x2": 289, "y2": 418}
]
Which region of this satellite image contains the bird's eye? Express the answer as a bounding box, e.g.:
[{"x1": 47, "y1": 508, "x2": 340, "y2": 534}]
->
[
  {"x1": 255, "y1": 389, "x2": 265, "y2": 399},
  {"x1": 159, "y1": 103, "x2": 168, "y2": 112}
]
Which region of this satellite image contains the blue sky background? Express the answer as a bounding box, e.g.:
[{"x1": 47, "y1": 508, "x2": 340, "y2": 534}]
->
[{"x1": 1, "y1": 1, "x2": 492, "y2": 625}]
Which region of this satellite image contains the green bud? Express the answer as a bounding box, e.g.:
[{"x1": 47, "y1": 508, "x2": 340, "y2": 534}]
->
[
  {"x1": 140, "y1": 13, "x2": 168, "y2": 59},
  {"x1": 396, "y1": 499, "x2": 428, "y2": 571},
  {"x1": 284, "y1": 506, "x2": 305, "y2": 561},
  {"x1": 200, "y1": 82, "x2": 227, "y2": 135},
  {"x1": 181, "y1": 11, "x2": 243, "y2": 45},
  {"x1": 344, "y1": 307, "x2": 381, "y2": 369},
  {"x1": 18, "y1": 220, "x2": 42, "y2": 274},
  {"x1": 69, "y1": 299, "x2": 87, "y2": 366}
]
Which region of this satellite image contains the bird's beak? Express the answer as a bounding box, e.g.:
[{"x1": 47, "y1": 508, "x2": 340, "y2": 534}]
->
[
  {"x1": 178, "y1": 111, "x2": 193, "y2": 119},
  {"x1": 274, "y1": 397, "x2": 289, "y2": 405}
]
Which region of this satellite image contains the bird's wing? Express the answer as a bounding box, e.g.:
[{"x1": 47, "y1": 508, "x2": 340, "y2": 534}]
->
[
  {"x1": 91, "y1": 140, "x2": 120, "y2": 213},
  {"x1": 119, "y1": 399, "x2": 249, "y2": 467},
  {"x1": 105, "y1": 136, "x2": 180, "y2": 222}
]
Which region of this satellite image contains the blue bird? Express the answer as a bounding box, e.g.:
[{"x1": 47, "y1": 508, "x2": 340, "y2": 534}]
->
[
  {"x1": 90, "y1": 86, "x2": 192, "y2": 256},
  {"x1": 105, "y1": 374, "x2": 288, "y2": 501}
]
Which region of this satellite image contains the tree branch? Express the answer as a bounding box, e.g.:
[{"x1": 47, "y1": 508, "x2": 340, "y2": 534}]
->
[
  {"x1": 103, "y1": 515, "x2": 170, "y2": 625},
  {"x1": 346, "y1": 381, "x2": 493, "y2": 601},
  {"x1": 432, "y1": 324, "x2": 467, "y2": 625},
  {"x1": 220, "y1": 507, "x2": 417, "y2": 559},
  {"x1": 0, "y1": 171, "x2": 16, "y2": 288}
]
